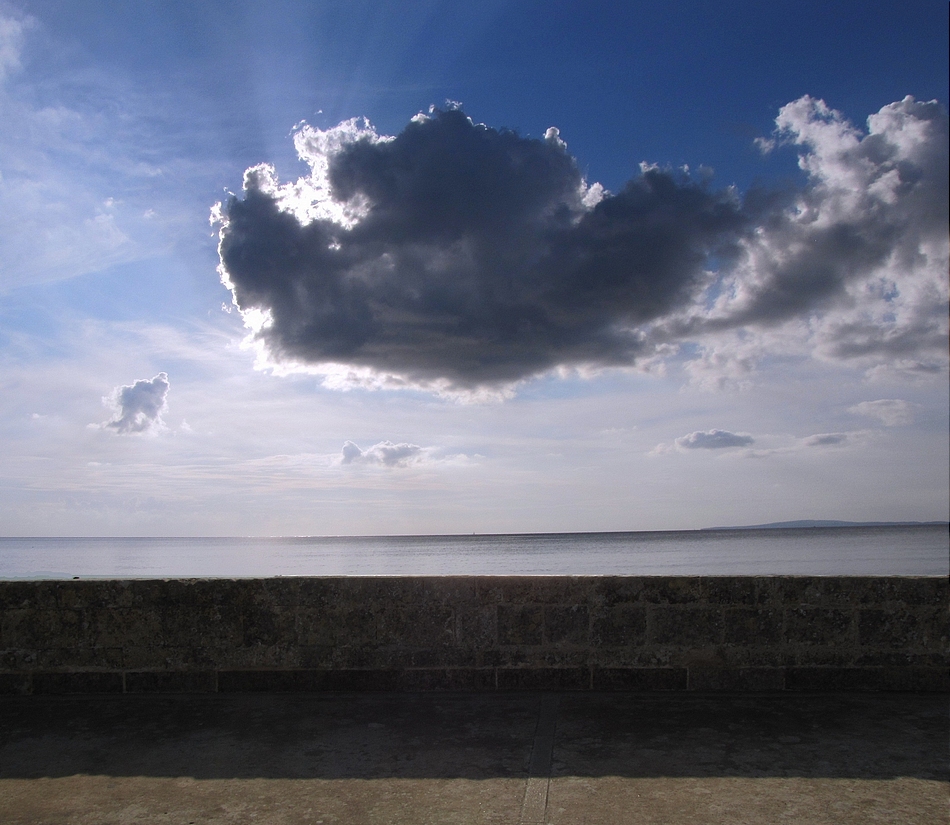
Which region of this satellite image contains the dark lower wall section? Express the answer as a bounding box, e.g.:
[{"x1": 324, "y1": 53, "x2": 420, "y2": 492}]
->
[{"x1": 1, "y1": 577, "x2": 946, "y2": 694}]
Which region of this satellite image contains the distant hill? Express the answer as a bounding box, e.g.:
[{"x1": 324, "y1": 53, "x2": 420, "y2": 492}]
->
[{"x1": 703, "y1": 520, "x2": 948, "y2": 530}]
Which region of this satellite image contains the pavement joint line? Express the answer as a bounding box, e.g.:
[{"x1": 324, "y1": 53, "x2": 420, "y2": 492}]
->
[{"x1": 519, "y1": 693, "x2": 559, "y2": 825}]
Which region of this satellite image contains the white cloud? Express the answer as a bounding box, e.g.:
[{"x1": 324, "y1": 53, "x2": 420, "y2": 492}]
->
[
  {"x1": 669, "y1": 96, "x2": 949, "y2": 387},
  {"x1": 849, "y1": 398, "x2": 913, "y2": 426},
  {"x1": 0, "y1": 11, "x2": 30, "y2": 84},
  {"x1": 674, "y1": 429, "x2": 755, "y2": 450},
  {"x1": 101, "y1": 372, "x2": 170, "y2": 434},
  {"x1": 339, "y1": 440, "x2": 428, "y2": 468}
]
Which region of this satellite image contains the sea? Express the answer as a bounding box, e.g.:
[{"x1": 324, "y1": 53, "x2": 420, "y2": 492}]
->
[{"x1": 0, "y1": 524, "x2": 946, "y2": 579}]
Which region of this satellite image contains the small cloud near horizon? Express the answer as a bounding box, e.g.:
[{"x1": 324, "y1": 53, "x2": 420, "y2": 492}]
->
[
  {"x1": 803, "y1": 432, "x2": 850, "y2": 447},
  {"x1": 340, "y1": 440, "x2": 426, "y2": 468},
  {"x1": 675, "y1": 429, "x2": 755, "y2": 450}
]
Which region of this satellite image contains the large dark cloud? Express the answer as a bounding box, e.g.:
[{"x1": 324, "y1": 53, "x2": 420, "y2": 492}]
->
[
  {"x1": 218, "y1": 109, "x2": 745, "y2": 387},
  {"x1": 216, "y1": 99, "x2": 948, "y2": 391}
]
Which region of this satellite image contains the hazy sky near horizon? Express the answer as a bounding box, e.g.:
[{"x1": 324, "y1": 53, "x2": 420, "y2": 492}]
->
[{"x1": 1, "y1": 0, "x2": 947, "y2": 536}]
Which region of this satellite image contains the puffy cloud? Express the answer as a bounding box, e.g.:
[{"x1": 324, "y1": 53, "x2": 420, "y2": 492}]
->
[
  {"x1": 676, "y1": 96, "x2": 949, "y2": 379},
  {"x1": 849, "y1": 398, "x2": 913, "y2": 426},
  {"x1": 216, "y1": 97, "x2": 948, "y2": 395},
  {"x1": 101, "y1": 373, "x2": 169, "y2": 434},
  {"x1": 674, "y1": 429, "x2": 754, "y2": 450},
  {"x1": 340, "y1": 440, "x2": 426, "y2": 467}
]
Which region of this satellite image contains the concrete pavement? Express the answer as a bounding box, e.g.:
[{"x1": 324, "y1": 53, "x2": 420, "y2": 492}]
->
[{"x1": 0, "y1": 691, "x2": 946, "y2": 824}]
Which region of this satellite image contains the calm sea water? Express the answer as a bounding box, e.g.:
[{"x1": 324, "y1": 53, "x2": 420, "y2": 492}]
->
[{"x1": 0, "y1": 525, "x2": 946, "y2": 579}]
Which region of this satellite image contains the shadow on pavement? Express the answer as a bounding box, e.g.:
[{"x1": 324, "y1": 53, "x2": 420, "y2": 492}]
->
[{"x1": 0, "y1": 692, "x2": 946, "y2": 782}]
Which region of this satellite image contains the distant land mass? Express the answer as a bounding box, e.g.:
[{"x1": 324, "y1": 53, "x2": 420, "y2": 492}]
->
[{"x1": 703, "y1": 520, "x2": 948, "y2": 530}]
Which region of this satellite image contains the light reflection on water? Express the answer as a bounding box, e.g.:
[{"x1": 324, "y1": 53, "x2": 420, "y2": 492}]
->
[{"x1": 1, "y1": 525, "x2": 946, "y2": 579}]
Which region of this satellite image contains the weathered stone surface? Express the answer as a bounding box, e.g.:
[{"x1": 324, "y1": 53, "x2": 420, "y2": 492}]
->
[
  {"x1": 650, "y1": 606, "x2": 724, "y2": 646},
  {"x1": 591, "y1": 604, "x2": 647, "y2": 647},
  {"x1": 785, "y1": 607, "x2": 856, "y2": 645},
  {"x1": 723, "y1": 607, "x2": 783, "y2": 645},
  {"x1": 544, "y1": 605, "x2": 589, "y2": 646},
  {"x1": 0, "y1": 576, "x2": 944, "y2": 693},
  {"x1": 497, "y1": 604, "x2": 544, "y2": 646}
]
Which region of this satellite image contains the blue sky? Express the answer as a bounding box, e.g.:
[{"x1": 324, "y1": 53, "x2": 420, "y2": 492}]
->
[{"x1": 1, "y1": 0, "x2": 947, "y2": 536}]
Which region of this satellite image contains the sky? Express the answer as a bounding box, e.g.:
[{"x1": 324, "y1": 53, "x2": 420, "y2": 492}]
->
[{"x1": 0, "y1": 0, "x2": 947, "y2": 537}]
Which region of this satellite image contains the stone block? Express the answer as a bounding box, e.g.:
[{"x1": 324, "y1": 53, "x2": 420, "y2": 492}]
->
[
  {"x1": 358, "y1": 578, "x2": 426, "y2": 605},
  {"x1": 422, "y1": 577, "x2": 478, "y2": 604},
  {"x1": 858, "y1": 609, "x2": 928, "y2": 649},
  {"x1": 0, "y1": 673, "x2": 30, "y2": 694},
  {"x1": 702, "y1": 577, "x2": 777, "y2": 606},
  {"x1": 785, "y1": 607, "x2": 856, "y2": 646},
  {"x1": 478, "y1": 577, "x2": 589, "y2": 605},
  {"x1": 296, "y1": 607, "x2": 376, "y2": 647},
  {"x1": 31, "y1": 672, "x2": 124, "y2": 694},
  {"x1": 125, "y1": 671, "x2": 217, "y2": 693},
  {"x1": 590, "y1": 646, "x2": 674, "y2": 668},
  {"x1": 409, "y1": 648, "x2": 478, "y2": 668},
  {"x1": 161, "y1": 604, "x2": 244, "y2": 649},
  {"x1": 33, "y1": 646, "x2": 124, "y2": 670},
  {"x1": 218, "y1": 669, "x2": 318, "y2": 692},
  {"x1": 723, "y1": 607, "x2": 783, "y2": 645},
  {"x1": 590, "y1": 604, "x2": 647, "y2": 647},
  {"x1": 121, "y1": 646, "x2": 189, "y2": 670},
  {"x1": 398, "y1": 668, "x2": 496, "y2": 691},
  {"x1": 863, "y1": 576, "x2": 948, "y2": 606},
  {"x1": 85, "y1": 607, "x2": 163, "y2": 649},
  {"x1": 895, "y1": 667, "x2": 949, "y2": 692},
  {"x1": 249, "y1": 577, "x2": 301, "y2": 607},
  {"x1": 591, "y1": 577, "x2": 648, "y2": 606},
  {"x1": 777, "y1": 577, "x2": 879, "y2": 607},
  {"x1": 852, "y1": 650, "x2": 946, "y2": 667},
  {"x1": 1, "y1": 609, "x2": 86, "y2": 650},
  {"x1": 0, "y1": 648, "x2": 38, "y2": 670},
  {"x1": 544, "y1": 605, "x2": 589, "y2": 646},
  {"x1": 321, "y1": 645, "x2": 403, "y2": 669},
  {"x1": 650, "y1": 607, "x2": 724, "y2": 646},
  {"x1": 785, "y1": 667, "x2": 886, "y2": 691},
  {"x1": 240, "y1": 604, "x2": 297, "y2": 647},
  {"x1": 496, "y1": 667, "x2": 589, "y2": 690},
  {"x1": 222, "y1": 643, "x2": 301, "y2": 669},
  {"x1": 639, "y1": 578, "x2": 704, "y2": 605},
  {"x1": 296, "y1": 577, "x2": 354, "y2": 610},
  {"x1": 0, "y1": 581, "x2": 50, "y2": 610},
  {"x1": 497, "y1": 605, "x2": 544, "y2": 646},
  {"x1": 377, "y1": 605, "x2": 455, "y2": 647},
  {"x1": 455, "y1": 605, "x2": 497, "y2": 649},
  {"x1": 687, "y1": 667, "x2": 785, "y2": 691},
  {"x1": 592, "y1": 667, "x2": 688, "y2": 690},
  {"x1": 320, "y1": 669, "x2": 403, "y2": 691}
]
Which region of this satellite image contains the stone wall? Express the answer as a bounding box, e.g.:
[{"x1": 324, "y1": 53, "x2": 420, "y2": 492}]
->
[{"x1": 0, "y1": 577, "x2": 946, "y2": 694}]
